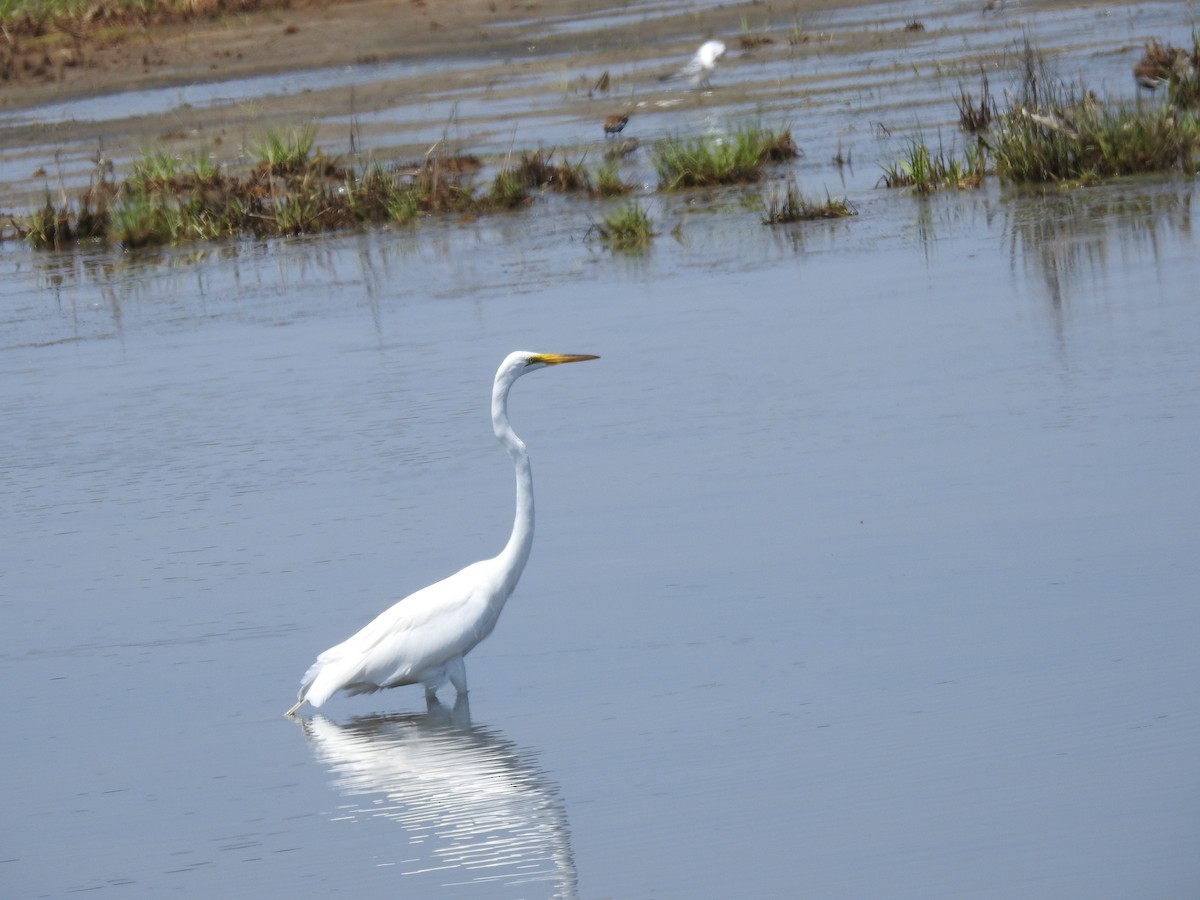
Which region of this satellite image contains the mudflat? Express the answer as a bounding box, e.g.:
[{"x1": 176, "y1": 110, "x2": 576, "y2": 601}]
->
[{"x1": 2, "y1": 0, "x2": 884, "y2": 107}]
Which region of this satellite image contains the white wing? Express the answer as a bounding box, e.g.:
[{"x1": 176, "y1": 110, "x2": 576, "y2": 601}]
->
[{"x1": 300, "y1": 559, "x2": 503, "y2": 707}]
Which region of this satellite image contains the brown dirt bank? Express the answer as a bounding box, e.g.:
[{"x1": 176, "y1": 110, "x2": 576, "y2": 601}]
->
[
  {"x1": 0, "y1": 0, "x2": 894, "y2": 209},
  {"x1": 1, "y1": 0, "x2": 880, "y2": 110}
]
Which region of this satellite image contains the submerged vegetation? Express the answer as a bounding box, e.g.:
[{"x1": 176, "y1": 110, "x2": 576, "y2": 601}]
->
[
  {"x1": 761, "y1": 179, "x2": 856, "y2": 224},
  {"x1": 591, "y1": 201, "x2": 654, "y2": 251}
]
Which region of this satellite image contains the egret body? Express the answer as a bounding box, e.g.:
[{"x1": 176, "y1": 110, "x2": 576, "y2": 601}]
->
[
  {"x1": 285, "y1": 351, "x2": 597, "y2": 716},
  {"x1": 679, "y1": 39, "x2": 727, "y2": 89}
]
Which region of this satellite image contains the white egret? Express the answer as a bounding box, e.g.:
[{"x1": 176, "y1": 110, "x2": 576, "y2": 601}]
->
[
  {"x1": 285, "y1": 351, "x2": 598, "y2": 717},
  {"x1": 671, "y1": 39, "x2": 727, "y2": 89}
]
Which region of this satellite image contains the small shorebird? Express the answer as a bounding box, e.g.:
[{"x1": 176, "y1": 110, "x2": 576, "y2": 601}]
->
[
  {"x1": 1132, "y1": 39, "x2": 1188, "y2": 91},
  {"x1": 603, "y1": 113, "x2": 629, "y2": 138}
]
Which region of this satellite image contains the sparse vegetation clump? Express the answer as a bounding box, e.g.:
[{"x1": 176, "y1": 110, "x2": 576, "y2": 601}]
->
[
  {"x1": 22, "y1": 181, "x2": 113, "y2": 249},
  {"x1": 762, "y1": 180, "x2": 856, "y2": 224},
  {"x1": 512, "y1": 150, "x2": 592, "y2": 193},
  {"x1": 592, "y1": 158, "x2": 634, "y2": 197},
  {"x1": 956, "y1": 72, "x2": 996, "y2": 133},
  {"x1": 738, "y1": 16, "x2": 774, "y2": 49},
  {"x1": 653, "y1": 125, "x2": 798, "y2": 190},
  {"x1": 593, "y1": 201, "x2": 654, "y2": 251},
  {"x1": 488, "y1": 166, "x2": 532, "y2": 209},
  {"x1": 880, "y1": 136, "x2": 987, "y2": 193}
]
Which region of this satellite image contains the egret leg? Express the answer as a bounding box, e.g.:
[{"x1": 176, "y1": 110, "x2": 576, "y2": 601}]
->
[
  {"x1": 284, "y1": 698, "x2": 304, "y2": 717},
  {"x1": 446, "y1": 656, "x2": 468, "y2": 696}
]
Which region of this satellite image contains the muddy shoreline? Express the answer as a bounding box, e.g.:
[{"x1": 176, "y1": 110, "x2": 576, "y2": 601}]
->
[
  {"x1": 2, "y1": 0, "x2": 883, "y2": 109},
  {"x1": 0, "y1": 0, "x2": 1176, "y2": 219},
  {"x1": 0, "y1": 0, "x2": 901, "y2": 220}
]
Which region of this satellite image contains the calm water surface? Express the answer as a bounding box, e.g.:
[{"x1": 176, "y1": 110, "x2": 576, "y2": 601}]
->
[
  {"x1": 4, "y1": 1, "x2": 1200, "y2": 897},
  {"x1": 4, "y1": 177, "x2": 1197, "y2": 898}
]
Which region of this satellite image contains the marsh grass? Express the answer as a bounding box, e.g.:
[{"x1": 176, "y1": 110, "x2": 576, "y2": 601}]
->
[
  {"x1": 761, "y1": 180, "x2": 856, "y2": 224},
  {"x1": 653, "y1": 125, "x2": 798, "y2": 189},
  {"x1": 24, "y1": 192, "x2": 106, "y2": 248},
  {"x1": 253, "y1": 126, "x2": 321, "y2": 177},
  {"x1": 988, "y1": 102, "x2": 1200, "y2": 182},
  {"x1": 513, "y1": 150, "x2": 592, "y2": 192},
  {"x1": 129, "y1": 146, "x2": 222, "y2": 194},
  {"x1": 486, "y1": 147, "x2": 598, "y2": 208},
  {"x1": 956, "y1": 72, "x2": 996, "y2": 133},
  {"x1": 592, "y1": 158, "x2": 633, "y2": 197},
  {"x1": 592, "y1": 200, "x2": 653, "y2": 251},
  {"x1": 788, "y1": 16, "x2": 809, "y2": 46},
  {"x1": 16, "y1": 136, "x2": 491, "y2": 248},
  {"x1": 880, "y1": 136, "x2": 987, "y2": 192},
  {"x1": 738, "y1": 16, "x2": 774, "y2": 49},
  {"x1": 21, "y1": 163, "x2": 116, "y2": 248},
  {"x1": 18, "y1": 124, "x2": 795, "y2": 249},
  {"x1": 487, "y1": 166, "x2": 531, "y2": 209},
  {"x1": 1169, "y1": 65, "x2": 1200, "y2": 108},
  {"x1": 986, "y1": 41, "x2": 1200, "y2": 182}
]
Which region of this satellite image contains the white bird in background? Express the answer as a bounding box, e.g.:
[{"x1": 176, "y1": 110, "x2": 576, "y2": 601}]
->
[
  {"x1": 675, "y1": 39, "x2": 727, "y2": 89},
  {"x1": 285, "y1": 351, "x2": 599, "y2": 717}
]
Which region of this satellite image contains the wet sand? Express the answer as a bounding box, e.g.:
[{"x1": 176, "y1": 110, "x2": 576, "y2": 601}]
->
[
  {"x1": 0, "y1": 0, "x2": 878, "y2": 153},
  {"x1": 1, "y1": 0, "x2": 902, "y2": 104}
]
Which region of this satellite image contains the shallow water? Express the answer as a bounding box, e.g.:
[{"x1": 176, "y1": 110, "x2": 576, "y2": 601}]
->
[{"x1": 4, "y1": 1, "x2": 1200, "y2": 898}]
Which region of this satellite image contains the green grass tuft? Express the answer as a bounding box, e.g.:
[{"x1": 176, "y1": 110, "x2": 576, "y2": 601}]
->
[
  {"x1": 653, "y1": 124, "x2": 798, "y2": 190},
  {"x1": 592, "y1": 158, "x2": 634, "y2": 197},
  {"x1": 253, "y1": 125, "x2": 319, "y2": 176},
  {"x1": 593, "y1": 200, "x2": 654, "y2": 251},
  {"x1": 880, "y1": 136, "x2": 987, "y2": 193}
]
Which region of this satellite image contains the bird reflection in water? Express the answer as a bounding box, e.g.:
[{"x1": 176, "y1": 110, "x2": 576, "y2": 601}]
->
[{"x1": 298, "y1": 698, "x2": 577, "y2": 897}]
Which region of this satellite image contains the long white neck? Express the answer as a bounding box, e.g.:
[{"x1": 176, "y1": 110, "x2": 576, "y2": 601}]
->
[{"x1": 492, "y1": 374, "x2": 534, "y2": 596}]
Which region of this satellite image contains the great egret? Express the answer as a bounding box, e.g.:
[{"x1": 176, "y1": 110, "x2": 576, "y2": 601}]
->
[
  {"x1": 666, "y1": 39, "x2": 727, "y2": 89},
  {"x1": 285, "y1": 351, "x2": 598, "y2": 717}
]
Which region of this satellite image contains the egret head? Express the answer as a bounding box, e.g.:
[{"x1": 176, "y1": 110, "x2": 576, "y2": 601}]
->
[
  {"x1": 494, "y1": 352, "x2": 599, "y2": 391},
  {"x1": 492, "y1": 352, "x2": 599, "y2": 428},
  {"x1": 501, "y1": 351, "x2": 599, "y2": 375},
  {"x1": 698, "y1": 40, "x2": 726, "y2": 68}
]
